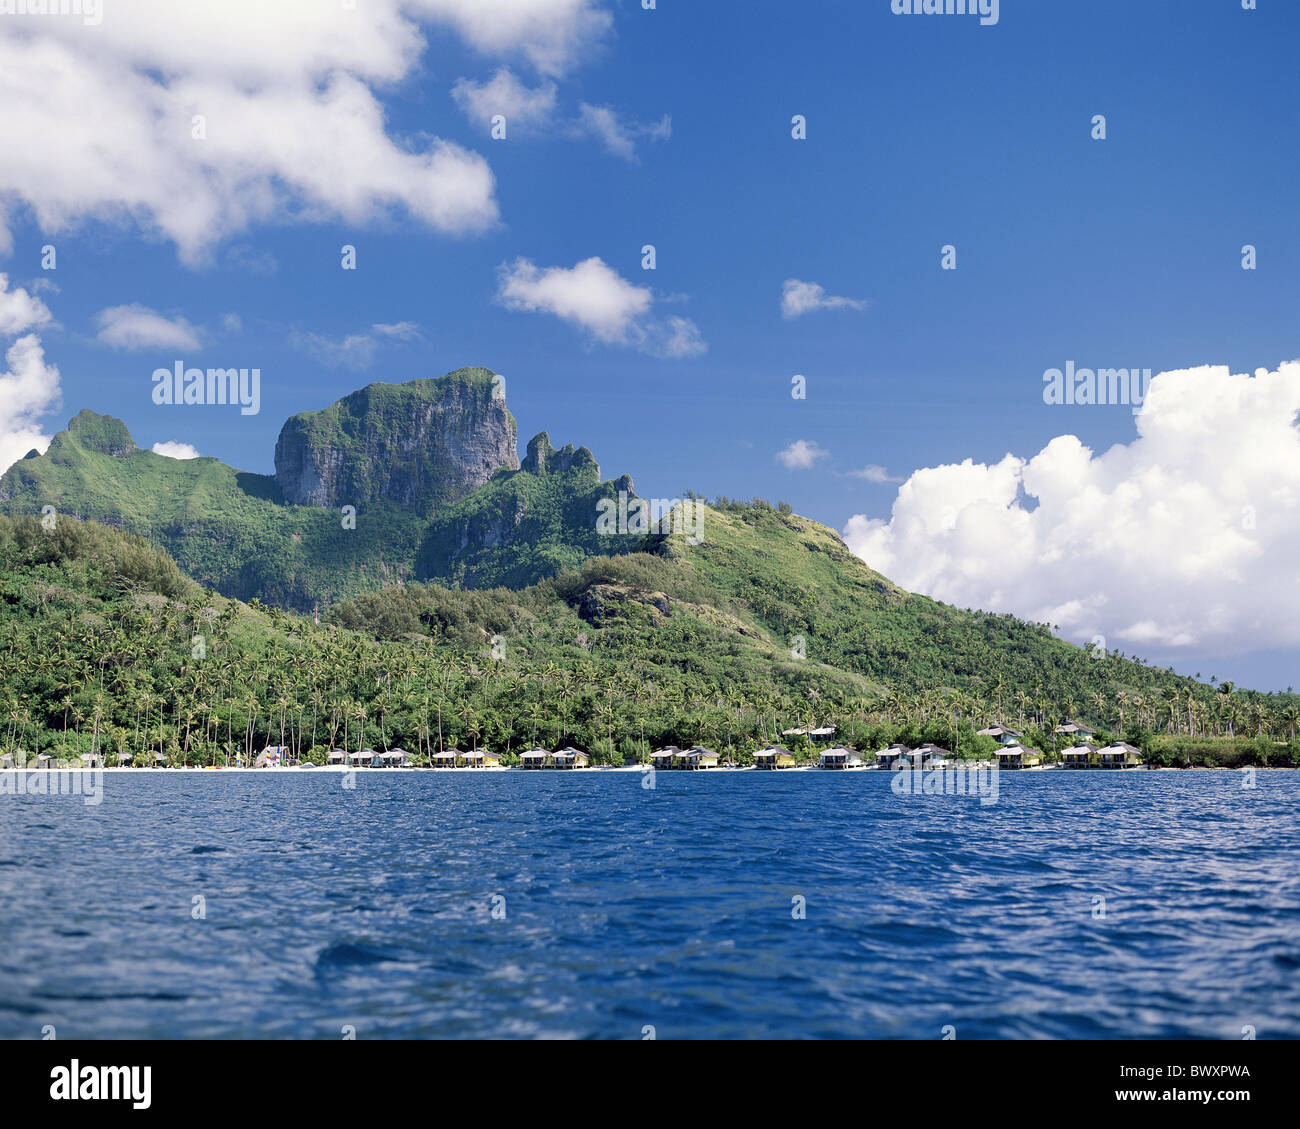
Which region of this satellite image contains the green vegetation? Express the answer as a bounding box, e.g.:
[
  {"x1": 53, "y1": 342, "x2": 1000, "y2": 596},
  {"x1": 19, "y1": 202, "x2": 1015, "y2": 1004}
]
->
[{"x1": 3, "y1": 510, "x2": 1297, "y2": 770}]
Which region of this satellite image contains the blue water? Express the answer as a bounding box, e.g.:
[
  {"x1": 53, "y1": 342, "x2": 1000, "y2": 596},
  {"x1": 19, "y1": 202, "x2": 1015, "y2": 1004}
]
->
[{"x1": 1, "y1": 770, "x2": 1298, "y2": 1039}]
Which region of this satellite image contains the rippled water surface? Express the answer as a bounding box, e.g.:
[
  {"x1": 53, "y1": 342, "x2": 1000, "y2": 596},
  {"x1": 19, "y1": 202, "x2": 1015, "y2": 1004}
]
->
[{"x1": 1, "y1": 770, "x2": 1298, "y2": 1039}]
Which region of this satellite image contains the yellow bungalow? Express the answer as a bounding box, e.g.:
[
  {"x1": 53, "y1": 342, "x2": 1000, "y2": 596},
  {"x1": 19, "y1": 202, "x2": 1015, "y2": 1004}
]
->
[
  {"x1": 431, "y1": 749, "x2": 461, "y2": 769},
  {"x1": 1060, "y1": 743, "x2": 1098, "y2": 769},
  {"x1": 680, "y1": 746, "x2": 719, "y2": 770},
  {"x1": 753, "y1": 746, "x2": 797, "y2": 770},
  {"x1": 1097, "y1": 742, "x2": 1143, "y2": 769},
  {"x1": 651, "y1": 746, "x2": 681, "y2": 768},
  {"x1": 551, "y1": 748, "x2": 590, "y2": 770},
  {"x1": 995, "y1": 743, "x2": 1042, "y2": 769}
]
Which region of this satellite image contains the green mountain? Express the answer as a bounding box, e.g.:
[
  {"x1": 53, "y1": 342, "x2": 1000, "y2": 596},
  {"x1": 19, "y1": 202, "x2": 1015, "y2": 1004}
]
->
[{"x1": 0, "y1": 368, "x2": 646, "y2": 609}]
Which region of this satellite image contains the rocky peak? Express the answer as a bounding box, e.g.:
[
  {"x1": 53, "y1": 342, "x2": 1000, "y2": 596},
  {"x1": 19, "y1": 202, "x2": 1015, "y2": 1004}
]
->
[
  {"x1": 66, "y1": 410, "x2": 138, "y2": 458},
  {"x1": 521, "y1": 431, "x2": 600, "y2": 478},
  {"x1": 273, "y1": 367, "x2": 519, "y2": 514}
]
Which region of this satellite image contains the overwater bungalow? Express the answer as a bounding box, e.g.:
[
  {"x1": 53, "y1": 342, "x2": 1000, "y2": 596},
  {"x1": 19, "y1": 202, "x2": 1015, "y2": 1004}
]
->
[
  {"x1": 977, "y1": 724, "x2": 1023, "y2": 746},
  {"x1": 753, "y1": 746, "x2": 797, "y2": 769},
  {"x1": 680, "y1": 746, "x2": 719, "y2": 770},
  {"x1": 1060, "y1": 743, "x2": 1098, "y2": 768},
  {"x1": 551, "y1": 748, "x2": 590, "y2": 770},
  {"x1": 995, "y1": 743, "x2": 1042, "y2": 769},
  {"x1": 1054, "y1": 721, "x2": 1097, "y2": 739},
  {"x1": 1097, "y1": 742, "x2": 1143, "y2": 769},
  {"x1": 874, "y1": 743, "x2": 912, "y2": 769},
  {"x1": 819, "y1": 747, "x2": 864, "y2": 769},
  {"x1": 520, "y1": 748, "x2": 549, "y2": 769}
]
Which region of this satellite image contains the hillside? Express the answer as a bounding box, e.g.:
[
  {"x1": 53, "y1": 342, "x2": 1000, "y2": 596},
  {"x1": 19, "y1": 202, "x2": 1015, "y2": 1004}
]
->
[{"x1": 0, "y1": 369, "x2": 645, "y2": 609}]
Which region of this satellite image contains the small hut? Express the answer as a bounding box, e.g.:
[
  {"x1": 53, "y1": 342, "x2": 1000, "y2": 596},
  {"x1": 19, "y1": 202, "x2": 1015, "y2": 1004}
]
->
[
  {"x1": 753, "y1": 746, "x2": 797, "y2": 770},
  {"x1": 519, "y1": 748, "x2": 549, "y2": 769},
  {"x1": 977, "y1": 724, "x2": 1023, "y2": 747},
  {"x1": 431, "y1": 750, "x2": 460, "y2": 769},
  {"x1": 680, "y1": 746, "x2": 719, "y2": 770},
  {"x1": 874, "y1": 743, "x2": 911, "y2": 769},
  {"x1": 551, "y1": 748, "x2": 590, "y2": 770},
  {"x1": 819, "y1": 746, "x2": 863, "y2": 770},
  {"x1": 327, "y1": 749, "x2": 346, "y2": 765},
  {"x1": 1097, "y1": 741, "x2": 1143, "y2": 769},
  {"x1": 1061, "y1": 743, "x2": 1098, "y2": 769}
]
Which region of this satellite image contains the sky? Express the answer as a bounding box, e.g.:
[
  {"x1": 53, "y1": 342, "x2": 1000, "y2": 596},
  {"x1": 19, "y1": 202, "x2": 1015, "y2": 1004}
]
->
[{"x1": 1, "y1": 0, "x2": 1299, "y2": 690}]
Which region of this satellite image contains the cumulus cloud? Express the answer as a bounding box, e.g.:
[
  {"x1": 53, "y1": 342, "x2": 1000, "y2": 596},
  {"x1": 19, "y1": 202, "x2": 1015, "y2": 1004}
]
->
[
  {"x1": 0, "y1": 274, "x2": 54, "y2": 336},
  {"x1": 843, "y1": 362, "x2": 1300, "y2": 657},
  {"x1": 96, "y1": 305, "x2": 202, "y2": 352},
  {"x1": 152, "y1": 441, "x2": 201, "y2": 460},
  {"x1": 778, "y1": 439, "x2": 829, "y2": 470},
  {"x1": 291, "y1": 321, "x2": 423, "y2": 370},
  {"x1": 781, "y1": 279, "x2": 867, "y2": 319},
  {"x1": 0, "y1": 1, "x2": 613, "y2": 261},
  {"x1": 497, "y1": 256, "x2": 705, "y2": 358},
  {"x1": 0, "y1": 334, "x2": 60, "y2": 476},
  {"x1": 452, "y1": 68, "x2": 558, "y2": 130}
]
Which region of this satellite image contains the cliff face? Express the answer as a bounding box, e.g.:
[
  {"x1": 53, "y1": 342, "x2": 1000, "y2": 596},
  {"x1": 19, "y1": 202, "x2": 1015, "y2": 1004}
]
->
[{"x1": 273, "y1": 367, "x2": 518, "y2": 514}]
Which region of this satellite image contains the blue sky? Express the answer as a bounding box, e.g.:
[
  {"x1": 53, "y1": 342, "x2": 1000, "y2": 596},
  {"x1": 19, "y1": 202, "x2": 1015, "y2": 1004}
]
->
[{"x1": 2, "y1": 0, "x2": 1298, "y2": 689}]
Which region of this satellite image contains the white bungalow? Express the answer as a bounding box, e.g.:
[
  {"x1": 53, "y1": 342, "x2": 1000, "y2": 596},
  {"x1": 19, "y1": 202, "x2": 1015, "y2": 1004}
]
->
[
  {"x1": 1097, "y1": 742, "x2": 1143, "y2": 769},
  {"x1": 819, "y1": 747, "x2": 864, "y2": 769},
  {"x1": 327, "y1": 749, "x2": 347, "y2": 765},
  {"x1": 977, "y1": 724, "x2": 1023, "y2": 747},
  {"x1": 914, "y1": 744, "x2": 953, "y2": 768},
  {"x1": 1060, "y1": 743, "x2": 1098, "y2": 769},
  {"x1": 430, "y1": 750, "x2": 461, "y2": 769},
  {"x1": 519, "y1": 748, "x2": 550, "y2": 769},
  {"x1": 1054, "y1": 721, "x2": 1097, "y2": 739},
  {"x1": 345, "y1": 750, "x2": 376, "y2": 768},
  {"x1": 874, "y1": 743, "x2": 912, "y2": 769},
  {"x1": 379, "y1": 749, "x2": 411, "y2": 767}
]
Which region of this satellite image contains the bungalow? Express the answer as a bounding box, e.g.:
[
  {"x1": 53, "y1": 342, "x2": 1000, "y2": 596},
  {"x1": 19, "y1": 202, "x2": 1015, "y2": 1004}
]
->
[
  {"x1": 551, "y1": 748, "x2": 590, "y2": 770},
  {"x1": 345, "y1": 750, "x2": 376, "y2": 768},
  {"x1": 1060, "y1": 743, "x2": 1098, "y2": 769},
  {"x1": 36, "y1": 753, "x2": 55, "y2": 769},
  {"x1": 995, "y1": 743, "x2": 1042, "y2": 769},
  {"x1": 479, "y1": 751, "x2": 503, "y2": 768},
  {"x1": 874, "y1": 743, "x2": 912, "y2": 769},
  {"x1": 153, "y1": 751, "x2": 169, "y2": 767},
  {"x1": 1097, "y1": 742, "x2": 1143, "y2": 770},
  {"x1": 651, "y1": 746, "x2": 681, "y2": 768},
  {"x1": 977, "y1": 724, "x2": 1023, "y2": 747},
  {"x1": 519, "y1": 748, "x2": 550, "y2": 769},
  {"x1": 1054, "y1": 721, "x2": 1097, "y2": 739},
  {"x1": 753, "y1": 746, "x2": 797, "y2": 770},
  {"x1": 819, "y1": 746, "x2": 864, "y2": 770},
  {"x1": 430, "y1": 750, "x2": 461, "y2": 769},
  {"x1": 459, "y1": 750, "x2": 498, "y2": 769},
  {"x1": 327, "y1": 749, "x2": 347, "y2": 766},
  {"x1": 0, "y1": 752, "x2": 12, "y2": 769},
  {"x1": 914, "y1": 743, "x2": 953, "y2": 768},
  {"x1": 80, "y1": 752, "x2": 103, "y2": 769},
  {"x1": 680, "y1": 746, "x2": 719, "y2": 770},
  {"x1": 379, "y1": 749, "x2": 411, "y2": 767},
  {"x1": 117, "y1": 752, "x2": 134, "y2": 765},
  {"x1": 781, "y1": 726, "x2": 837, "y2": 742}
]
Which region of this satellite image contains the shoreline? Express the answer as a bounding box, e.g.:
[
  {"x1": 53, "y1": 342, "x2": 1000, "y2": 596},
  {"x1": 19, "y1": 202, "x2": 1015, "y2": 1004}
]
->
[{"x1": 0, "y1": 764, "x2": 1287, "y2": 775}]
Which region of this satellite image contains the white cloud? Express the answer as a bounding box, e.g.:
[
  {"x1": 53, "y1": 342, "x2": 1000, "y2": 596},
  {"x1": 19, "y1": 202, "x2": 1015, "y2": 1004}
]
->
[
  {"x1": 452, "y1": 68, "x2": 558, "y2": 130},
  {"x1": 778, "y1": 439, "x2": 829, "y2": 470},
  {"x1": 843, "y1": 362, "x2": 1300, "y2": 657},
  {"x1": 0, "y1": 1, "x2": 615, "y2": 261},
  {"x1": 152, "y1": 441, "x2": 201, "y2": 460},
  {"x1": 0, "y1": 334, "x2": 60, "y2": 476},
  {"x1": 497, "y1": 256, "x2": 705, "y2": 358},
  {"x1": 291, "y1": 321, "x2": 423, "y2": 370},
  {"x1": 0, "y1": 274, "x2": 54, "y2": 336},
  {"x1": 781, "y1": 279, "x2": 867, "y2": 319},
  {"x1": 574, "y1": 104, "x2": 671, "y2": 162},
  {"x1": 851, "y1": 464, "x2": 901, "y2": 484},
  {"x1": 96, "y1": 305, "x2": 202, "y2": 352}
]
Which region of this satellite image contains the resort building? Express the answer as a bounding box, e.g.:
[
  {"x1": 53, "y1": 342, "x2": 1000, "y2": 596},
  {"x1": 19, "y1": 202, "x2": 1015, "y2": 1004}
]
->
[
  {"x1": 36, "y1": 753, "x2": 54, "y2": 769},
  {"x1": 80, "y1": 752, "x2": 103, "y2": 768},
  {"x1": 651, "y1": 746, "x2": 681, "y2": 767},
  {"x1": 117, "y1": 752, "x2": 133, "y2": 765},
  {"x1": 1054, "y1": 721, "x2": 1097, "y2": 739},
  {"x1": 782, "y1": 726, "x2": 837, "y2": 742},
  {"x1": 430, "y1": 749, "x2": 460, "y2": 768},
  {"x1": 1060, "y1": 743, "x2": 1098, "y2": 769},
  {"x1": 345, "y1": 750, "x2": 375, "y2": 768},
  {"x1": 153, "y1": 752, "x2": 168, "y2": 767},
  {"x1": 819, "y1": 747, "x2": 864, "y2": 769},
  {"x1": 520, "y1": 748, "x2": 550, "y2": 769},
  {"x1": 994, "y1": 743, "x2": 1042, "y2": 769},
  {"x1": 1097, "y1": 742, "x2": 1144, "y2": 769},
  {"x1": 753, "y1": 746, "x2": 797, "y2": 769},
  {"x1": 550, "y1": 748, "x2": 590, "y2": 770},
  {"x1": 327, "y1": 750, "x2": 346, "y2": 765},
  {"x1": 977, "y1": 724, "x2": 1023, "y2": 746},
  {"x1": 0, "y1": 752, "x2": 12, "y2": 769},
  {"x1": 679, "y1": 747, "x2": 719, "y2": 770},
  {"x1": 914, "y1": 744, "x2": 953, "y2": 768},
  {"x1": 874, "y1": 743, "x2": 912, "y2": 769},
  {"x1": 379, "y1": 749, "x2": 412, "y2": 767}
]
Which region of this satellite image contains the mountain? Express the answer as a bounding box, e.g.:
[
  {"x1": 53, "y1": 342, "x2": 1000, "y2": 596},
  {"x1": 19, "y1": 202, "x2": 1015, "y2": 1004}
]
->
[{"x1": 0, "y1": 368, "x2": 646, "y2": 609}]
